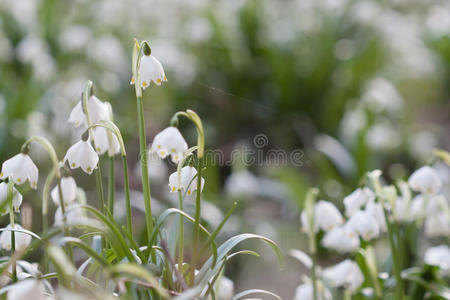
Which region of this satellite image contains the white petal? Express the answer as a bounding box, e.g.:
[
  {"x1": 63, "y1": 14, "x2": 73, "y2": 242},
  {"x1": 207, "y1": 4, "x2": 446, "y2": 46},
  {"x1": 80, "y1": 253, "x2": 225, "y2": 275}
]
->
[
  {"x1": 0, "y1": 182, "x2": 23, "y2": 215},
  {"x1": 1, "y1": 154, "x2": 38, "y2": 189},
  {"x1": 64, "y1": 140, "x2": 99, "y2": 174},
  {"x1": 408, "y1": 166, "x2": 442, "y2": 195},
  {"x1": 7, "y1": 279, "x2": 46, "y2": 300},
  {"x1": 51, "y1": 176, "x2": 77, "y2": 206}
]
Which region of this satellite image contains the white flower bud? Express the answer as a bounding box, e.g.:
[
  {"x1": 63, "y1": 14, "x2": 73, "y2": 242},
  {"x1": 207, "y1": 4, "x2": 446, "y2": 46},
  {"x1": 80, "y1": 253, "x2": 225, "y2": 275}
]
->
[{"x1": 217, "y1": 276, "x2": 234, "y2": 300}]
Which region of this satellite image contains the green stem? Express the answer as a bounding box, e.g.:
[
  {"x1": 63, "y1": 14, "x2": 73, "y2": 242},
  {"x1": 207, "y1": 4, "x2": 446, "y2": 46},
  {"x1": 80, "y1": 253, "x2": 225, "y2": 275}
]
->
[
  {"x1": 95, "y1": 167, "x2": 105, "y2": 214},
  {"x1": 344, "y1": 289, "x2": 352, "y2": 300},
  {"x1": 122, "y1": 155, "x2": 133, "y2": 236},
  {"x1": 108, "y1": 155, "x2": 115, "y2": 217},
  {"x1": 190, "y1": 158, "x2": 203, "y2": 286},
  {"x1": 178, "y1": 189, "x2": 184, "y2": 275},
  {"x1": 136, "y1": 96, "x2": 153, "y2": 249},
  {"x1": 7, "y1": 180, "x2": 16, "y2": 282},
  {"x1": 311, "y1": 244, "x2": 318, "y2": 300},
  {"x1": 383, "y1": 208, "x2": 404, "y2": 300}
]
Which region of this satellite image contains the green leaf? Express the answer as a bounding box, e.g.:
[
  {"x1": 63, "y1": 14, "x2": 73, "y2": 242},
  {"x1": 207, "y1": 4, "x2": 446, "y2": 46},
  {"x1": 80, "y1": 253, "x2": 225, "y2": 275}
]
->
[{"x1": 230, "y1": 289, "x2": 282, "y2": 300}]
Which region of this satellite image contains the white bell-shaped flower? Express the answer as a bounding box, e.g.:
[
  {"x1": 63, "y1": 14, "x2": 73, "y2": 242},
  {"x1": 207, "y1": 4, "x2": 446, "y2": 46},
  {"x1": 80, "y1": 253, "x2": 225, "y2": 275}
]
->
[
  {"x1": 321, "y1": 225, "x2": 360, "y2": 253},
  {"x1": 294, "y1": 283, "x2": 332, "y2": 300},
  {"x1": 0, "y1": 224, "x2": 32, "y2": 251},
  {"x1": 301, "y1": 211, "x2": 318, "y2": 234},
  {"x1": 50, "y1": 176, "x2": 77, "y2": 207},
  {"x1": 0, "y1": 182, "x2": 23, "y2": 215},
  {"x1": 151, "y1": 127, "x2": 188, "y2": 163},
  {"x1": 54, "y1": 204, "x2": 86, "y2": 226},
  {"x1": 323, "y1": 260, "x2": 364, "y2": 293},
  {"x1": 315, "y1": 201, "x2": 344, "y2": 232},
  {"x1": 64, "y1": 140, "x2": 99, "y2": 174},
  {"x1": 344, "y1": 187, "x2": 375, "y2": 217},
  {"x1": 217, "y1": 276, "x2": 234, "y2": 300},
  {"x1": 424, "y1": 211, "x2": 450, "y2": 238},
  {"x1": 347, "y1": 210, "x2": 380, "y2": 240},
  {"x1": 7, "y1": 279, "x2": 46, "y2": 300},
  {"x1": 68, "y1": 95, "x2": 109, "y2": 129},
  {"x1": 365, "y1": 200, "x2": 387, "y2": 232},
  {"x1": 424, "y1": 245, "x2": 450, "y2": 272},
  {"x1": 393, "y1": 197, "x2": 413, "y2": 223},
  {"x1": 301, "y1": 201, "x2": 344, "y2": 233},
  {"x1": 0, "y1": 153, "x2": 38, "y2": 189},
  {"x1": 92, "y1": 127, "x2": 120, "y2": 155},
  {"x1": 168, "y1": 166, "x2": 205, "y2": 196},
  {"x1": 408, "y1": 166, "x2": 442, "y2": 195},
  {"x1": 132, "y1": 53, "x2": 167, "y2": 89}
]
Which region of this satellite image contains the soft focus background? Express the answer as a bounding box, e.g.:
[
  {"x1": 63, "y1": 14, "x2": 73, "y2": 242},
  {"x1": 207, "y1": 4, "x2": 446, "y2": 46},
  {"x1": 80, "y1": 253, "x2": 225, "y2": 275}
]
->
[{"x1": 0, "y1": 0, "x2": 449, "y2": 298}]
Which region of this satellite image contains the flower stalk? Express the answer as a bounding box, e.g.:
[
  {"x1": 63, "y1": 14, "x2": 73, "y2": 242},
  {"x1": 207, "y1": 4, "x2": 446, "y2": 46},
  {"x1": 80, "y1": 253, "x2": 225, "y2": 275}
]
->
[
  {"x1": 7, "y1": 178, "x2": 17, "y2": 282},
  {"x1": 304, "y1": 188, "x2": 319, "y2": 300}
]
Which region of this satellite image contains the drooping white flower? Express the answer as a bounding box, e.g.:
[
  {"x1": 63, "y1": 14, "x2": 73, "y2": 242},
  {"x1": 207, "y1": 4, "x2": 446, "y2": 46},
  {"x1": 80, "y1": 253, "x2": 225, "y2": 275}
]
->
[
  {"x1": 151, "y1": 127, "x2": 188, "y2": 164},
  {"x1": 0, "y1": 182, "x2": 23, "y2": 215},
  {"x1": 0, "y1": 153, "x2": 38, "y2": 189},
  {"x1": 132, "y1": 53, "x2": 167, "y2": 89},
  {"x1": 224, "y1": 170, "x2": 260, "y2": 198},
  {"x1": 50, "y1": 176, "x2": 77, "y2": 207},
  {"x1": 410, "y1": 194, "x2": 447, "y2": 220},
  {"x1": 54, "y1": 204, "x2": 86, "y2": 226},
  {"x1": 217, "y1": 276, "x2": 234, "y2": 300},
  {"x1": 321, "y1": 225, "x2": 360, "y2": 253},
  {"x1": 323, "y1": 260, "x2": 364, "y2": 293},
  {"x1": 408, "y1": 166, "x2": 442, "y2": 195},
  {"x1": 68, "y1": 95, "x2": 109, "y2": 129},
  {"x1": 347, "y1": 210, "x2": 380, "y2": 240},
  {"x1": 424, "y1": 211, "x2": 450, "y2": 238},
  {"x1": 424, "y1": 245, "x2": 450, "y2": 272},
  {"x1": 7, "y1": 279, "x2": 46, "y2": 300},
  {"x1": 301, "y1": 201, "x2": 344, "y2": 233},
  {"x1": 315, "y1": 201, "x2": 344, "y2": 232},
  {"x1": 344, "y1": 187, "x2": 375, "y2": 217},
  {"x1": 0, "y1": 224, "x2": 32, "y2": 251},
  {"x1": 92, "y1": 126, "x2": 120, "y2": 155},
  {"x1": 64, "y1": 140, "x2": 99, "y2": 174},
  {"x1": 294, "y1": 283, "x2": 332, "y2": 300},
  {"x1": 365, "y1": 200, "x2": 387, "y2": 232},
  {"x1": 168, "y1": 166, "x2": 205, "y2": 196}
]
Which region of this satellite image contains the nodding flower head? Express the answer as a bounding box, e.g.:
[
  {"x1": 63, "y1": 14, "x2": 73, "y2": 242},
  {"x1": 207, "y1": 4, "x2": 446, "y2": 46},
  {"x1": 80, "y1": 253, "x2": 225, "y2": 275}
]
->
[
  {"x1": 68, "y1": 95, "x2": 109, "y2": 129},
  {"x1": 51, "y1": 176, "x2": 78, "y2": 207},
  {"x1": 408, "y1": 166, "x2": 442, "y2": 195},
  {"x1": 0, "y1": 224, "x2": 32, "y2": 251},
  {"x1": 346, "y1": 210, "x2": 380, "y2": 241},
  {"x1": 344, "y1": 187, "x2": 375, "y2": 217},
  {"x1": 321, "y1": 225, "x2": 360, "y2": 254},
  {"x1": 64, "y1": 139, "x2": 99, "y2": 174},
  {"x1": 151, "y1": 127, "x2": 188, "y2": 164},
  {"x1": 0, "y1": 182, "x2": 23, "y2": 215},
  {"x1": 301, "y1": 200, "x2": 344, "y2": 233},
  {"x1": 131, "y1": 50, "x2": 167, "y2": 89},
  {"x1": 92, "y1": 127, "x2": 120, "y2": 155},
  {"x1": 323, "y1": 259, "x2": 364, "y2": 293},
  {"x1": 0, "y1": 153, "x2": 38, "y2": 189},
  {"x1": 168, "y1": 166, "x2": 205, "y2": 196},
  {"x1": 6, "y1": 278, "x2": 46, "y2": 300}
]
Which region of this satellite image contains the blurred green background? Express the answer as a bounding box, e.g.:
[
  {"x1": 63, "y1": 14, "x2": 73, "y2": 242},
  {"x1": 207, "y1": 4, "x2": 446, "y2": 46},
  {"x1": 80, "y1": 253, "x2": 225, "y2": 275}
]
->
[{"x1": 0, "y1": 0, "x2": 449, "y2": 298}]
